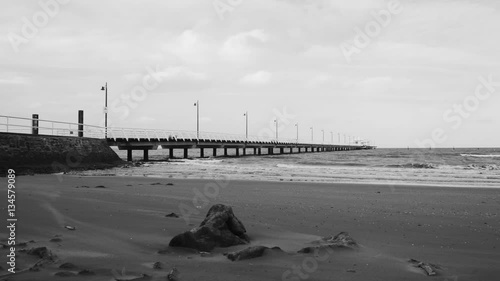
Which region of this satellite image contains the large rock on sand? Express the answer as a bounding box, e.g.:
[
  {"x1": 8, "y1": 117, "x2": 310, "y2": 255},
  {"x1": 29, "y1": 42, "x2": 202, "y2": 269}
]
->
[{"x1": 169, "y1": 204, "x2": 249, "y2": 251}]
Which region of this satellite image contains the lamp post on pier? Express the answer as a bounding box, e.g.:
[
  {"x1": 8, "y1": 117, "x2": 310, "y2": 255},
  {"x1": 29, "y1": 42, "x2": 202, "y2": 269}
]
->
[
  {"x1": 194, "y1": 100, "x2": 199, "y2": 141},
  {"x1": 244, "y1": 111, "x2": 248, "y2": 140},
  {"x1": 310, "y1": 127, "x2": 313, "y2": 143},
  {"x1": 274, "y1": 119, "x2": 278, "y2": 141},
  {"x1": 100, "y1": 82, "x2": 108, "y2": 139},
  {"x1": 330, "y1": 131, "x2": 333, "y2": 144},
  {"x1": 295, "y1": 123, "x2": 299, "y2": 143},
  {"x1": 321, "y1": 129, "x2": 324, "y2": 144}
]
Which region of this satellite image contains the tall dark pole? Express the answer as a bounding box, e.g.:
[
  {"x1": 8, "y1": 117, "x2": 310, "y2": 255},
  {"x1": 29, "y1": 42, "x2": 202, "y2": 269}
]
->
[
  {"x1": 101, "y1": 83, "x2": 108, "y2": 139},
  {"x1": 244, "y1": 111, "x2": 248, "y2": 140},
  {"x1": 194, "y1": 100, "x2": 199, "y2": 141},
  {"x1": 105, "y1": 83, "x2": 108, "y2": 138}
]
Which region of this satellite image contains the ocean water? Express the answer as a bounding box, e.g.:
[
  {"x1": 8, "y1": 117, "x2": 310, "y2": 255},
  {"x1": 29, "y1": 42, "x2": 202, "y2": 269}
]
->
[{"x1": 89, "y1": 147, "x2": 500, "y2": 187}]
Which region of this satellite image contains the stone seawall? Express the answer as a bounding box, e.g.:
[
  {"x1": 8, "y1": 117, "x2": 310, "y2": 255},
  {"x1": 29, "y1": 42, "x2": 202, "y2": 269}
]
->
[{"x1": 0, "y1": 133, "x2": 123, "y2": 175}]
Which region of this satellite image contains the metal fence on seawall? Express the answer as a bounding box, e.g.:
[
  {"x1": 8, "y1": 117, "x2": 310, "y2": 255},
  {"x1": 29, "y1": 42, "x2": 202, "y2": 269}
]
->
[{"x1": 0, "y1": 115, "x2": 352, "y2": 145}]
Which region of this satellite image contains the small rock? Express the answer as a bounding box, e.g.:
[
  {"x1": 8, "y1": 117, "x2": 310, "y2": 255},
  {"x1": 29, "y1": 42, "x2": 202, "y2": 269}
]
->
[
  {"x1": 153, "y1": 262, "x2": 162, "y2": 270},
  {"x1": 59, "y1": 262, "x2": 78, "y2": 270},
  {"x1": 200, "y1": 252, "x2": 212, "y2": 257},
  {"x1": 27, "y1": 247, "x2": 56, "y2": 260},
  {"x1": 165, "y1": 213, "x2": 180, "y2": 218},
  {"x1": 78, "y1": 269, "x2": 95, "y2": 276},
  {"x1": 65, "y1": 225, "x2": 76, "y2": 231},
  {"x1": 166, "y1": 183, "x2": 174, "y2": 186},
  {"x1": 167, "y1": 267, "x2": 179, "y2": 281},
  {"x1": 298, "y1": 232, "x2": 357, "y2": 253},
  {"x1": 225, "y1": 246, "x2": 282, "y2": 261},
  {"x1": 55, "y1": 271, "x2": 76, "y2": 277},
  {"x1": 408, "y1": 259, "x2": 439, "y2": 276},
  {"x1": 95, "y1": 185, "x2": 106, "y2": 188},
  {"x1": 50, "y1": 237, "x2": 63, "y2": 243}
]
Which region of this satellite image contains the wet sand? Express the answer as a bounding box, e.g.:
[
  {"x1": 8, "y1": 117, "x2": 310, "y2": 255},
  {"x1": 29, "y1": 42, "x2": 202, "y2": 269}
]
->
[{"x1": 1, "y1": 175, "x2": 499, "y2": 280}]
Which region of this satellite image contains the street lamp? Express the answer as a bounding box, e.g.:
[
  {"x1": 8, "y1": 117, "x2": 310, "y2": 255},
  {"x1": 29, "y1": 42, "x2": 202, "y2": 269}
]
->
[
  {"x1": 244, "y1": 111, "x2": 248, "y2": 140},
  {"x1": 194, "y1": 100, "x2": 199, "y2": 141},
  {"x1": 338, "y1": 133, "x2": 340, "y2": 144},
  {"x1": 295, "y1": 123, "x2": 298, "y2": 143},
  {"x1": 310, "y1": 127, "x2": 313, "y2": 143},
  {"x1": 100, "y1": 83, "x2": 108, "y2": 138},
  {"x1": 321, "y1": 129, "x2": 324, "y2": 144},
  {"x1": 274, "y1": 119, "x2": 278, "y2": 141},
  {"x1": 330, "y1": 131, "x2": 333, "y2": 144}
]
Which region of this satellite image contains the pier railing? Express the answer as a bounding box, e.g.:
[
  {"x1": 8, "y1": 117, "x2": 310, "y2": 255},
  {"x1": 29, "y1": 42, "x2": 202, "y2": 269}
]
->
[{"x1": 0, "y1": 115, "x2": 364, "y2": 146}]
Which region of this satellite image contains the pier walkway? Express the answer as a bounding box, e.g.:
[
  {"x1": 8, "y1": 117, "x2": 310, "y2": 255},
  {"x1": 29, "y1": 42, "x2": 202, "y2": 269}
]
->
[{"x1": 1, "y1": 115, "x2": 376, "y2": 161}]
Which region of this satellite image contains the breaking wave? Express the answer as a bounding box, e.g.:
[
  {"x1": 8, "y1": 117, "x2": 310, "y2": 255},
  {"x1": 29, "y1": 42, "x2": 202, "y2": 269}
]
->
[{"x1": 461, "y1": 154, "x2": 500, "y2": 158}]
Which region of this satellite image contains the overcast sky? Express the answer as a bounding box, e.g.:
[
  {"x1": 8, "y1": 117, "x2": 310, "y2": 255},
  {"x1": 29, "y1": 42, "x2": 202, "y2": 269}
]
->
[{"x1": 1, "y1": 0, "x2": 499, "y2": 147}]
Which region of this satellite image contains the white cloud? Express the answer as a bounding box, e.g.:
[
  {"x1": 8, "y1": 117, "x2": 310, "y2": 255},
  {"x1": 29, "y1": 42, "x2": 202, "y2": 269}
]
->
[
  {"x1": 240, "y1": 71, "x2": 272, "y2": 85},
  {"x1": 219, "y1": 29, "x2": 269, "y2": 62},
  {"x1": 138, "y1": 116, "x2": 156, "y2": 122},
  {"x1": 163, "y1": 30, "x2": 214, "y2": 64},
  {"x1": 157, "y1": 66, "x2": 207, "y2": 81}
]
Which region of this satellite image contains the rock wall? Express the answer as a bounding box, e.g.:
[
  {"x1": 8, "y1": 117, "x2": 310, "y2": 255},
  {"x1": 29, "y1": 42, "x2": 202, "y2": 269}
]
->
[{"x1": 0, "y1": 133, "x2": 123, "y2": 175}]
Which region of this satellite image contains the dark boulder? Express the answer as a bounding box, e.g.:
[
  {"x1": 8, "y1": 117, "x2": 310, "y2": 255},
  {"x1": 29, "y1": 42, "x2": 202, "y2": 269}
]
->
[{"x1": 169, "y1": 204, "x2": 249, "y2": 251}]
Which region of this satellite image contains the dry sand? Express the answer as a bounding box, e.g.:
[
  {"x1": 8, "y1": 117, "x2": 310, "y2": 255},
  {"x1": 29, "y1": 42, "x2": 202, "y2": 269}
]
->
[{"x1": 1, "y1": 175, "x2": 499, "y2": 280}]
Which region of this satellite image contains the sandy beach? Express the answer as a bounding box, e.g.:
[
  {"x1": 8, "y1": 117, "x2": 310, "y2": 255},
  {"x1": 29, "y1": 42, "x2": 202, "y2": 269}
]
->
[{"x1": 1, "y1": 174, "x2": 499, "y2": 280}]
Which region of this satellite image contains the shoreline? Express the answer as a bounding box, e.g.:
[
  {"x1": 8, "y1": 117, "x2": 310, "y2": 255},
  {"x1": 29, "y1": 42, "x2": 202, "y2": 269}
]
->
[{"x1": 67, "y1": 171, "x2": 500, "y2": 189}]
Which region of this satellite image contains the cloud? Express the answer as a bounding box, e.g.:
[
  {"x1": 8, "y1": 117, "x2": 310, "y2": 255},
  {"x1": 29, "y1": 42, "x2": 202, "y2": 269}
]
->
[
  {"x1": 163, "y1": 30, "x2": 215, "y2": 64},
  {"x1": 0, "y1": 73, "x2": 29, "y2": 84},
  {"x1": 138, "y1": 116, "x2": 156, "y2": 122},
  {"x1": 240, "y1": 71, "x2": 272, "y2": 85},
  {"x1": 157, "y1": 66, "x2": 207, "y2": 81},
  {"x1": 219, "y1": 29, "x2": 269, "y2": 62}
]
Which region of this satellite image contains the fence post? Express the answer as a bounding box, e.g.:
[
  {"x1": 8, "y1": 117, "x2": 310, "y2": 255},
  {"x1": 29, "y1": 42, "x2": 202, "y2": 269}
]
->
[
  {"x1": 78, "y1": 110, "x2": 84, "y2": 137},
  {"x1": 32, "y1": 114, "x2": 39, "y2": 135}
]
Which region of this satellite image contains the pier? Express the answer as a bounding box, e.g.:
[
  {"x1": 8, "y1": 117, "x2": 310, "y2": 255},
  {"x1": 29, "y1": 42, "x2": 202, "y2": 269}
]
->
[{"x1": 0, "y1": 114, "x2": 376, "y2": 162}]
